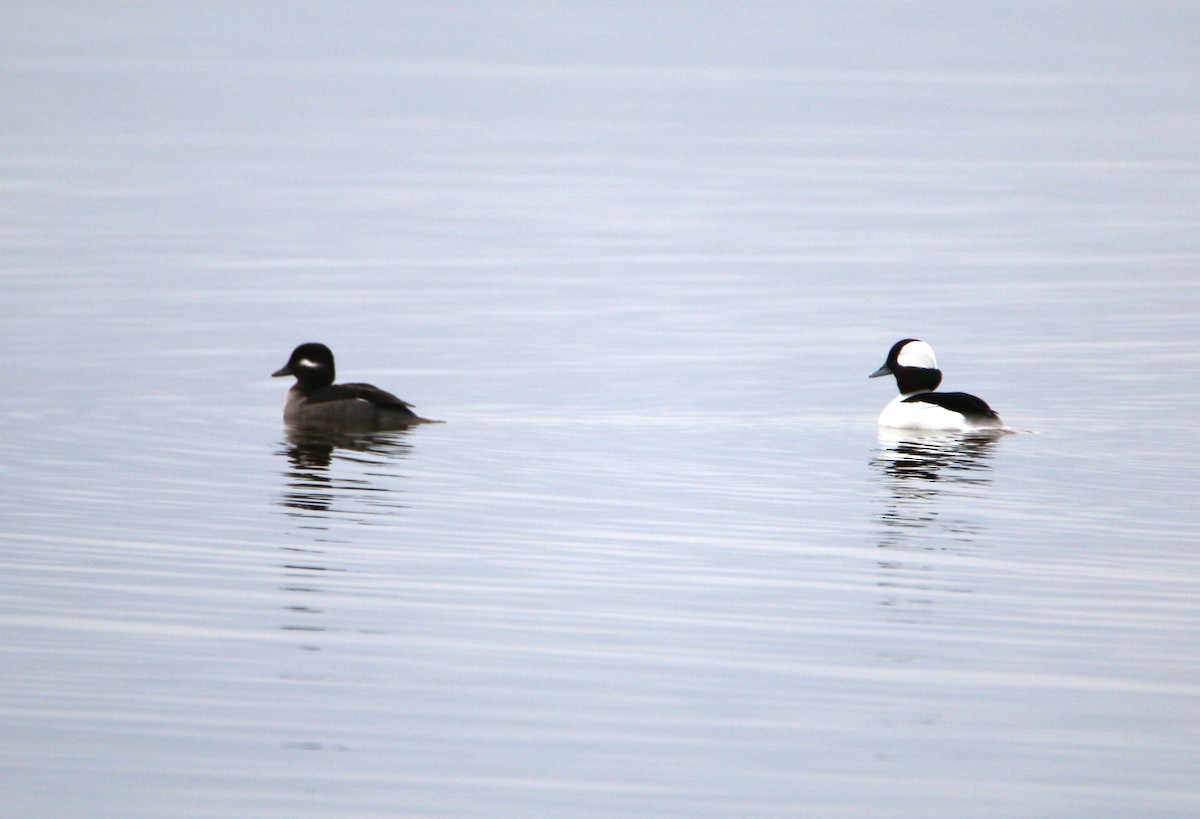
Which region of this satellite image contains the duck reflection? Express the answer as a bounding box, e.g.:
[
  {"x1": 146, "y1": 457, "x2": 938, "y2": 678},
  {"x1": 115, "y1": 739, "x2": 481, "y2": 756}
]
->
[
  {"x1": 276, "y1": 426, "x2": 415, "y2": 517},
  {"x1": 873, "y1": 429, "x2": 1002, "y2": 519},
  {"x1": 273, "y1": 426, "x2": 417, "y2": 648},
  {"x1": 871, "y1": 429, "x2": 1007, "y2": 622}
]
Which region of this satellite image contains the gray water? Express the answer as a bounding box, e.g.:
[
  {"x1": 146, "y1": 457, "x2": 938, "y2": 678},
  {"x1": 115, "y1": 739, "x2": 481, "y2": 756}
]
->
[{"x1": 3, "y1": 3, "x2": 1199, "y2": 817}]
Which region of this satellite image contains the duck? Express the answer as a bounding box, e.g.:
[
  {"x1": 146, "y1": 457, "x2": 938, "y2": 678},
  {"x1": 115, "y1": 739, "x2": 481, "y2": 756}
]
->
[
  {"x1": 272, "y1": 343, "x2": 438, "y2": 430},
  {"x1": 869, "y1": 339, "x2": 1006, "y2": 431}
]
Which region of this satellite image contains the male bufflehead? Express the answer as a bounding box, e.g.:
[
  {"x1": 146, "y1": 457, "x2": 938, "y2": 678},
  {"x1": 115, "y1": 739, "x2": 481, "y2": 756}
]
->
[
  {"x1": 272, "y1": 343, "x2": 438, "y2": 430},
  {"x1": 869, "y1": 339, "x2": 1006, "y2": 431}
]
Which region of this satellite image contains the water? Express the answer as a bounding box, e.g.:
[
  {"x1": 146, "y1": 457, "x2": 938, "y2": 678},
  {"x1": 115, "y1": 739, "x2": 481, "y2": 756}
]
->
[{"x1": 3, "y1": 3, "x2": 1199, "y2": 817}]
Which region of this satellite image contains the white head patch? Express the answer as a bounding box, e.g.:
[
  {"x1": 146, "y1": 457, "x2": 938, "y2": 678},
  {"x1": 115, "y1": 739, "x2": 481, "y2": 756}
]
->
[
  {"x1": 296, "y1": 357, "x2": 322, "y2": 370},
  {"x1": 896, "y1": 340, "x2": 937, "y2": 370}
]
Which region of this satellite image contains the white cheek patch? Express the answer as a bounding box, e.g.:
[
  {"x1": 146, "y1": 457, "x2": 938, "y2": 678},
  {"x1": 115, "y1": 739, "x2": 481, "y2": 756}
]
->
[
  {"x1": 296, "y1": 358, "x2": 321, "y2": 370},
  {"x1": 896, "y1": 340, "x2": 937, "y2": 370}
]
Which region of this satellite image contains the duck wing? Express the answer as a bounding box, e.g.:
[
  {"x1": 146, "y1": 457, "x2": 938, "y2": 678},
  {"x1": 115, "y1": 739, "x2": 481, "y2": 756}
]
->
[
  {"x1": 904, "y1": 391, "x2": 999, "y2": 420},
  {"x1": 307, "y1": 383, "x2": 416, "y2": 410}
]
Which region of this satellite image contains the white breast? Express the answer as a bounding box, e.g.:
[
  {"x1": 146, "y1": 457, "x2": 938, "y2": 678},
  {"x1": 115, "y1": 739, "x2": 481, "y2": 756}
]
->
[{"x1": 877, "y1": 394, "x2": 974, "y2": 431}]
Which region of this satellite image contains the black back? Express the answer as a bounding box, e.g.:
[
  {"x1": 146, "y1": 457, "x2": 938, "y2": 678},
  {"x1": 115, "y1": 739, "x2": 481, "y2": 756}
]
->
[
  {"x1": 903, "y1": 391, "x2": 1000, "y2": 422},
  {"x1": 305, "y1": 382, "x2": 415, "y2": 410}
]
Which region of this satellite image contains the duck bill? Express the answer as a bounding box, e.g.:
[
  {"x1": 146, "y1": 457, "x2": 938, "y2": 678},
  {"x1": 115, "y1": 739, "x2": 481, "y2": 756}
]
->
[
  {"x1": 868, "y1": 365, "x2": 893, "y2": 378},
  {"x1": 271, "y1": 366, "x2": 293, "y2": 378}
]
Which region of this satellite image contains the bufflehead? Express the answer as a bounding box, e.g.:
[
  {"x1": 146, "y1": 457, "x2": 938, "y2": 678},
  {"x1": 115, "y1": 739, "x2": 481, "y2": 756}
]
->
[
  {"x1": 272, "y1": 343, "x2": 438, "y2": 430},
  {"x1": 869, "y1": 339, "x2": 1006, "y2": 431}
]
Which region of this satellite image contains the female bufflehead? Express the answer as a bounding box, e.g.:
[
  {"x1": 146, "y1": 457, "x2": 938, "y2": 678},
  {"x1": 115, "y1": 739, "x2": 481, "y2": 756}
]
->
[
  {"x1": 272, "y1": 343, "x2": 438, "y2": 430},
  {"x1": 869, "y1": 339, "x2": 1006, "y2": 431}
]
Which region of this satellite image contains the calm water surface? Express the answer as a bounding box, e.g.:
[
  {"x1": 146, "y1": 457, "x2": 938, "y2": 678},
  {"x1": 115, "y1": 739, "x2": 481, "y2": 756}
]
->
[{"x1": 2, "y1": 3, "x2": 1199, "y2": 817}]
